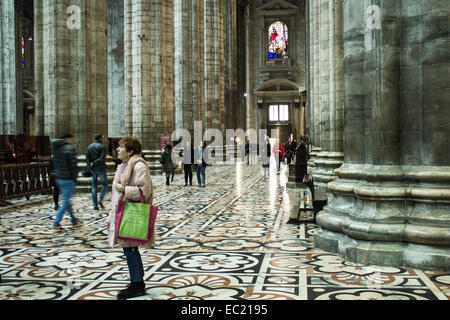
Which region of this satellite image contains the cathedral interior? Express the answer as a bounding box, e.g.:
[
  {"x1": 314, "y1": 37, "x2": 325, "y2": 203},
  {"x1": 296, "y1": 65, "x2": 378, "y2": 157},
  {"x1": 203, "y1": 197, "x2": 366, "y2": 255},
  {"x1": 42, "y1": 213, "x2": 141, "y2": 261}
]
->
[{"x1": 0, "y1": 0, "x2": 449, "y2": 301}]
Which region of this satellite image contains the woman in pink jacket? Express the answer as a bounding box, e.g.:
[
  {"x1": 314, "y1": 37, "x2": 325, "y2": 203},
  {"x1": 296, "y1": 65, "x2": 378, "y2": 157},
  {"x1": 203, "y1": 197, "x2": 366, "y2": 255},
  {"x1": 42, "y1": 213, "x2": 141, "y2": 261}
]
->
[{"x1": 107, "y1": 137, "x2": 154, "y2": 300}]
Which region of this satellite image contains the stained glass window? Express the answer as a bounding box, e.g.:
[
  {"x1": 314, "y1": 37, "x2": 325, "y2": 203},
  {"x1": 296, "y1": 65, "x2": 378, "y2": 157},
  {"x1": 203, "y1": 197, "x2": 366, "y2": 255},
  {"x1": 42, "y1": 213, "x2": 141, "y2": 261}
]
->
[
  {"x1": 21, "y1": 36, "x2": 25, "y2": 67},
  {"x1": 268, "y1": 21, "x2": 288, "y2": 60}
]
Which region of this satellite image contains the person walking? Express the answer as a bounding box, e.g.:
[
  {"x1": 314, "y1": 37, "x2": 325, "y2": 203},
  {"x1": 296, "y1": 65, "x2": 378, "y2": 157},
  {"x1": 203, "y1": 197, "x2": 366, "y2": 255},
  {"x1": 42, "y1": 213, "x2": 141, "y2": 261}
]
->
[
  {"x1": 180, "y1": 141, "x2": 195, "y2": 187},
  {"x1": 51, "y1": 133, "x2": 80, "y2": 230},
  {"x1": 160, "y1": 144, "x2": 174, "y2": 186},
  {"x1": 262, "y1": 139, "x2": 271, "y2": 178},
  {"x1": 106, "y1": 137, "x2": 154, "y2": 300},
  {"x1": 273, "y1": 140, "x2": 284, "y2": 173},
  {"x1": 196, "y1": 141, "x2": 207, "y2": 187},
  {"x1": 86, "y1": 134, "x2": 108, "y2": 210}
]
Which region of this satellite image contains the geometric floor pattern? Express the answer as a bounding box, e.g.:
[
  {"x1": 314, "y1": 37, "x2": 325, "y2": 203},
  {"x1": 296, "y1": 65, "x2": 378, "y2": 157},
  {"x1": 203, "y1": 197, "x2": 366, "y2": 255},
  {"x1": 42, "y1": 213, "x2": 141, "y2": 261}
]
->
[{"x1": 0, "y1": 163, "x2": 449, "y2": 300}]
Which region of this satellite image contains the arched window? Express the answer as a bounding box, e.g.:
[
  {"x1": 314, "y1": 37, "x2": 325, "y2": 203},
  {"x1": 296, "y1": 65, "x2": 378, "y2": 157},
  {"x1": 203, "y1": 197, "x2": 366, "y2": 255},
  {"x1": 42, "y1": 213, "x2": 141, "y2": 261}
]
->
[{"x1": 268, "y1": 21, "x2": 288, "y2": 60}]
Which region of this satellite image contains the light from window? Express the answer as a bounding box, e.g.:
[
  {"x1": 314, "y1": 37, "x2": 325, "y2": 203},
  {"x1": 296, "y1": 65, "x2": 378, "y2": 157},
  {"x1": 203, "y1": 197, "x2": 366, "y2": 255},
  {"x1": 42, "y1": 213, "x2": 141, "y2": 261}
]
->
[
  {"x1": 280, "y1": 105, "x2": 289, "y2": 121},
  {"x1": 269, "y1": 105, "x2": 289, "y2": 122}
]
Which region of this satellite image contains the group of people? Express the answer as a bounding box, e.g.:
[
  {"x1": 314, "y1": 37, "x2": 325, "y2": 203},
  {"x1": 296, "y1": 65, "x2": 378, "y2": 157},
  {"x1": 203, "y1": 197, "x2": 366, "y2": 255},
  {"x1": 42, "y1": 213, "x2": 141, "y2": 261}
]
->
[
  {"x1": 49, "y1": 134, "x2": 153, "y2": 300},
  {"x1": 160, "y1": 141, "x2": 208, "y2": 188},
  {"x1": 48, "y1": 133, "x2": 307, "y2": 300}
]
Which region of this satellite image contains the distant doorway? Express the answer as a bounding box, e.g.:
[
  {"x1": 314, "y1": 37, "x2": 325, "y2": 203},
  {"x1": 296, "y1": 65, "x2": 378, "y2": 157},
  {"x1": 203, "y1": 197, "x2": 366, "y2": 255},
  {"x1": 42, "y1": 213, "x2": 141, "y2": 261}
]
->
[{"x1": 267, "y1": 103, "x2": 292, "y2": 144}]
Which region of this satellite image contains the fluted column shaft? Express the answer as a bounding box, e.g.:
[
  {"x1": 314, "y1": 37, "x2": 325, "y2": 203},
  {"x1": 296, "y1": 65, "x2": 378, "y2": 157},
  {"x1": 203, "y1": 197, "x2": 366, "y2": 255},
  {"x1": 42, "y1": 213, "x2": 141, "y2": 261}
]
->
[
  {"x1": 0, "y1": 0, "x2": 16, "y2": 135},
  {"x1": 124, "y1": 0, "x2": 174, "y2": 150},
  {"x1": 308, "y1": 0, "x2": 345, "y2": 188},
  {"x1": 34, "y1": 0, "x2": 108, "y2": 152},
  {"x1": 315, "y1": 0, "x2": 450, "y2": 271}
]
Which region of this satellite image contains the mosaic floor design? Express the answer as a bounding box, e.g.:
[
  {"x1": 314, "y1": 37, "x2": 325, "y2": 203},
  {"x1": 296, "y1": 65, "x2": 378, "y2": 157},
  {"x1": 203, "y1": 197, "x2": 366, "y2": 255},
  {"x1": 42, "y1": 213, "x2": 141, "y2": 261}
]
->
[{"x1": 0, "y1": 163, "x2": 449, "y2": 300}]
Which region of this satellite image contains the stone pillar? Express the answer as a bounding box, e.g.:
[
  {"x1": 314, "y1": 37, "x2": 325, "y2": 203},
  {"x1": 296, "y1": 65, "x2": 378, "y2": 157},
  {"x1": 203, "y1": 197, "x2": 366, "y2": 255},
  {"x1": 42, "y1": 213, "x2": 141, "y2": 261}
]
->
[
  {"x1": 174, "y1": 0, "x2": 192, "y2": 132},
  {"x1": 0, "y1": 0, "x2": 17, "y2": 134},
  {"x1": 34, "y1": 0, "x2": 108, "y2": 152},
  {"x1": 315, "y1": 0, "x2": 450, "y2": 271},
  {"x1": 309, "y1": 0, "x2": 344, "y2": 189},
  {"x1": 245, "y1": 2, "x2": 256, "y2": 132},
  {"x1": 225, "y1": 0, "x2": 238, "y2": 131},
  {"x1": 236, "y1": 1, "x2": 247, "y2": 131},
  {"x1": 107, "y1": 0, "x2": 124, "y2": 138},
  {"x1": 192, "y1": 0, "x2": 205, "y2": 124},
  {"x1": 124, "y1": 0, "x2": 175, "y2": 150}
]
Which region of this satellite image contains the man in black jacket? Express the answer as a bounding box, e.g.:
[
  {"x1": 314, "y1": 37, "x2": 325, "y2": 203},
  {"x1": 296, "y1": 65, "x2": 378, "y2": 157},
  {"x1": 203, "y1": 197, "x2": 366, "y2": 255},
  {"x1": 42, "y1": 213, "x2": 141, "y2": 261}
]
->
[
  {"x1": 51, "y1": 133, "x2": 80, "y2": 230},
  {"x1": 86, "y1": 134, "x2": 108, "y2": 210}
]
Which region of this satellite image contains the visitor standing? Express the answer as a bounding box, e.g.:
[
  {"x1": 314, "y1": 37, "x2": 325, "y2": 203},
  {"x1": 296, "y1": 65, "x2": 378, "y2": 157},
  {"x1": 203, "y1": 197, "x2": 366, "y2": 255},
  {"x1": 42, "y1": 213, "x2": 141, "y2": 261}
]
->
[
  {"x1": 196, "y1": 141, "x2": 207, "y2": 187},
  {"x1": 262, "y1": 139, "x2": 271, "y2": 178},
  {"x1": 160, "y1": 144, "x2": 174, "y2": 186},
  {"x1": 106, "y1": 137, "x2": 154, "y2": 300},
  {"x1": 86, "y1": 134, "x2": 108, "y2": 210},
  {"x1": 180, "y1": 141, "x2": 195, "y2": 187}
]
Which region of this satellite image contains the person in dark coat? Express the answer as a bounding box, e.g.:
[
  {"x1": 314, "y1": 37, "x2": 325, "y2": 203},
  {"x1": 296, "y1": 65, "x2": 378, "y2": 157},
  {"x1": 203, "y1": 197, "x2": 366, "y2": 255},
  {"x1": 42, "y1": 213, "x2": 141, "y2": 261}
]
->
[
  {"x1": 86, "y1": 133, "x2": 108, "y2": 210},
  {"x1": 179, "y1": 141, "x2": 195, "y2": 187},
  {"x1": 196, "y1": 141, "x2": 207, "y2": 187},
  {"x1": 160, "y1": 144, "x2": 174, "y2": 186},
  {"x1": 51, "y1": 133, "x2": 80, "y2": 230},
  {"x1": 245, "y1": 140, "x2": 250, "y2": 165}
]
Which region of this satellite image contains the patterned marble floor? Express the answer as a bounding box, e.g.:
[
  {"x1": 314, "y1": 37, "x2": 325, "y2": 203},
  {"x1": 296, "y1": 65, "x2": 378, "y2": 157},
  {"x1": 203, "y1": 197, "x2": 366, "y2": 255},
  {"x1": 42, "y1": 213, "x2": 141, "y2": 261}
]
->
[{"x1": 0, "y1": 163, "x2": 449, "y2": 300}]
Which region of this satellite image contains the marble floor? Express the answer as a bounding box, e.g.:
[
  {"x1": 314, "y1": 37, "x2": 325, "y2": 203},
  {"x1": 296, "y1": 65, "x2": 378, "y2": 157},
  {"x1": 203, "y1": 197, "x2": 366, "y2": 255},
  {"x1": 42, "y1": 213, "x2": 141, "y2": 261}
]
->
[{"x1": 0, "y1": 163, "x2": 449, "y2": 300}]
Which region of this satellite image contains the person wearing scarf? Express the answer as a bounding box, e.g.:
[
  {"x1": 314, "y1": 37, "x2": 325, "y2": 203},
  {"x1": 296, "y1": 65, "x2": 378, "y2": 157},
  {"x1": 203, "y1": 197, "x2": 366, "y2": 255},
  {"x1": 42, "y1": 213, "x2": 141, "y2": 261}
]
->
[{"x1": 106, "y1": 137, "x2": 154, "y2": 300}]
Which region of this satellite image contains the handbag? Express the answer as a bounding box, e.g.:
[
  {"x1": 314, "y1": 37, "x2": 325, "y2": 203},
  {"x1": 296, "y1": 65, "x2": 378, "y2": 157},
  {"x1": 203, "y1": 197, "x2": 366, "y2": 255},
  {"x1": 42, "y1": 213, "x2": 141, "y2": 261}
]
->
[{"x1": 115, "y1": 188, "x2": 158, "y2": 244}]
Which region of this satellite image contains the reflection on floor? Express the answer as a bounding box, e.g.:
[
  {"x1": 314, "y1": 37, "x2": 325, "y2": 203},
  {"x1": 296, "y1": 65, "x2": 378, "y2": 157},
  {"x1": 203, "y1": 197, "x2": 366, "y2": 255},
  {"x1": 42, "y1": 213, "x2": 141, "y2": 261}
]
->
[{"x1": 0, "y1": 163, "x2": 449, "y2": 300}]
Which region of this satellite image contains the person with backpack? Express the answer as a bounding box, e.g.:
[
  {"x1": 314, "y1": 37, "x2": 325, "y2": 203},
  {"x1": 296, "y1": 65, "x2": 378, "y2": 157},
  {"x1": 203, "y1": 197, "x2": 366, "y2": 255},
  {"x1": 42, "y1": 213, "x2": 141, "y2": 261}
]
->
[{"x1": 86, "y1": 134, "x2": 108, "y2": 210}]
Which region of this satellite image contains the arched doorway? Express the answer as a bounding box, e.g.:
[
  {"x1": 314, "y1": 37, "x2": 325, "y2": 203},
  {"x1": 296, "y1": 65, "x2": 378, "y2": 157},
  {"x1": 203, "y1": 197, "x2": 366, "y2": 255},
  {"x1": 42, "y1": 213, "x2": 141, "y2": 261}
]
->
[{"x1": 254, "y1": 79, "x2": 306, "y2": 144}]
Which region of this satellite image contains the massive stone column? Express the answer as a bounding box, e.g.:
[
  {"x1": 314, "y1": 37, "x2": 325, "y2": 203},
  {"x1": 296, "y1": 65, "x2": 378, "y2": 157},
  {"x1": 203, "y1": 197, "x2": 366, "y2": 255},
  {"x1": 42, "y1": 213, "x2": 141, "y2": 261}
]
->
[
  {"x1": 245, "y1": 2, "x2": 257, "y2": 132},
  {"x1": 315, "y1": 0, "x2": 450, "y2": 271},
  {"x1": 0, "y1": 0, "x2": 17, "y2": 135},
  {"x1": 107, "y1": 0, "x2": 124, "y2": 138},
  {"x1": 307, "y1": 0, "x2": 323, "y2": 174},
  {"x1": 124, "y1": 0, "x2": 175, "y2": 150},
  {"x1": 174, "y1": 0, "x2": 193, "y2": 132},
  {"x1": 192, "y1": 0, "x2": 205, "y2": 125},
  {"x1": 34, "y1": 0, "x2": 108, "y2": 152},
  {"x1": 308, "y1": 0, "x2": 344, "y2": 189},
  {"x1": 225, "y1": 0, "x2": 238, "y2": 131}
]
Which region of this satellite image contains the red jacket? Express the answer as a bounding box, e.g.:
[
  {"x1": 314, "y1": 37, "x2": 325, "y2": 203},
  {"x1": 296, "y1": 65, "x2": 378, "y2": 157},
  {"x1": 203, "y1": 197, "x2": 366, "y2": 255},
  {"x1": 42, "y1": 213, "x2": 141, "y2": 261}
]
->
[{"x1": 273, "y1": 144, "x2": 284, "y2": 157}]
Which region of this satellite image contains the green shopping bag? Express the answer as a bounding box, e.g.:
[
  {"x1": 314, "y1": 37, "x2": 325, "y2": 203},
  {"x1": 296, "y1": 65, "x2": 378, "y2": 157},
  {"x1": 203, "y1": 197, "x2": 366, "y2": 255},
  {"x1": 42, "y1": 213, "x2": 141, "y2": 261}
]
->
[{"x1": 117, "y1": 202, "x2": 150, "y2": 242}]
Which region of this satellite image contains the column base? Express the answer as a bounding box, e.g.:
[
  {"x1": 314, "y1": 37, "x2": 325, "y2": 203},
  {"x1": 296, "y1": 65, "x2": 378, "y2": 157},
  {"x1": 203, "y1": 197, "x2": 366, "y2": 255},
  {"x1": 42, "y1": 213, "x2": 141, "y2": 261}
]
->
[
  {"x1": 311, "y1": 151, "x2": 344, "y2": 190},
  {"x1": 315, "y1": 228, "x2": 450, "y2": 271},
  {"x1": 315, "y1": 163, "x2": 450, "y2": 271}
]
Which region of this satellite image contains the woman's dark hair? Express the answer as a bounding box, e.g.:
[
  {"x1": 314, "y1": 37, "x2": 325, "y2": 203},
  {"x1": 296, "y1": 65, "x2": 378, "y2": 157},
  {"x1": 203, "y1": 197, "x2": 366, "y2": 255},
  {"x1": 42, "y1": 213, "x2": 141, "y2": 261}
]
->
[{"x1": 119, "y1": 137, "x2": 143, "y2": 156}]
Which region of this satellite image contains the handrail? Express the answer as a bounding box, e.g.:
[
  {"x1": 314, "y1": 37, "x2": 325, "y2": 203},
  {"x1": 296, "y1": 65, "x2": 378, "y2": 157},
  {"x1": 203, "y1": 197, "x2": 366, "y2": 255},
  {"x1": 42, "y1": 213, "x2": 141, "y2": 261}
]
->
[{"x1": 0, "y1": 162, "x2": 52, "y2": 204}]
